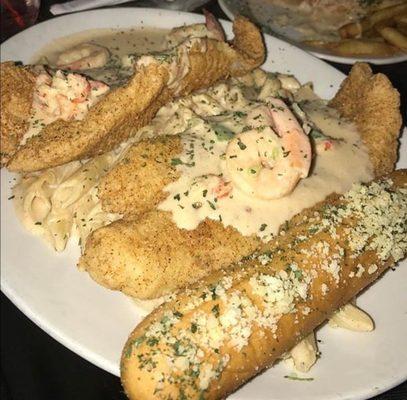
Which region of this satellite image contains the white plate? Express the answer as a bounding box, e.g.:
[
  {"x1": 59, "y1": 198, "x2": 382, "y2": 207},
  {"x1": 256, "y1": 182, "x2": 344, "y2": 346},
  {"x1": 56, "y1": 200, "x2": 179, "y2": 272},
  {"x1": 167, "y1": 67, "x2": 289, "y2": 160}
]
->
[
  {"x1": 1, "y1": 7, "x2": 407, "y2": 400},
  {"x1": 219, "y1": 0, "x2": 407, "y2": 65}
]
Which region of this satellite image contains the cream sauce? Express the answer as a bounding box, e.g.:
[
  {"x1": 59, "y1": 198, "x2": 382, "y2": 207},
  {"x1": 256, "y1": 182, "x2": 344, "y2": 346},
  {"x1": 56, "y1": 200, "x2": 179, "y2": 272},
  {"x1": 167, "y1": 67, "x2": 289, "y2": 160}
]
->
[
  {"x1": 155, "y1": 73, "x2": 373, "y2": 242},
  {"x1": 32, "y1": 28, "x2": 169, "y2": 86}
]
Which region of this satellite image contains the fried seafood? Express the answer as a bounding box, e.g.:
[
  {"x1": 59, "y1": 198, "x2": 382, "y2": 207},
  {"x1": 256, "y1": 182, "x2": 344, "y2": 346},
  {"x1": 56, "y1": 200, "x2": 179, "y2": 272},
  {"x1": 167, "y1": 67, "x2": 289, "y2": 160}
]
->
[
  {"x1": 330, "y1": 62, "x2": 402, "y2": 175},
  {"x1": 5, "y1": 16, "x2": 265, "y2": 172},
  {"x1": 121, "y1": 170, "x2": 407, "y2": 400},
  {"x1": 78, "y1": 210, "x2": 259, "y2": 299},
  {"x1": 225, "y1": 98, "x2": 311, "y2": 199},
  {"x1": 0, "y1": 62, "x2": 36, "y2": 166},
  {"x1": 99, "y1": 137, "x2": 182, "y2": 217}
]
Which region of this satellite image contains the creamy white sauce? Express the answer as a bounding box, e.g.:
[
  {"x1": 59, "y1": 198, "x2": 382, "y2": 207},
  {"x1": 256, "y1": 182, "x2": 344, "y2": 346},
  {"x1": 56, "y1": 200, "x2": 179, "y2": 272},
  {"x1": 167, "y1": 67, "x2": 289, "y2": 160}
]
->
[
  {"x1": 156, "y1": 74, "x2": 373, "y2": 242},
  {"x1": 32, "y1": 28, "x2": 169, "y2": 86}
]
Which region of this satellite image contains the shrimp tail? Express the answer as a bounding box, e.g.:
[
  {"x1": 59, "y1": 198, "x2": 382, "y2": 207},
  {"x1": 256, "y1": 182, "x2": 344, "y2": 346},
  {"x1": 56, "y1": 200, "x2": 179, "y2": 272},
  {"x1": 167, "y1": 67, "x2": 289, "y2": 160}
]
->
[
  {"x1": 203, "y1": 9, "x2": 226, "y2": 42},
  {"x1": 230, "y1": 16, "x2": 265, "y2": 76}
]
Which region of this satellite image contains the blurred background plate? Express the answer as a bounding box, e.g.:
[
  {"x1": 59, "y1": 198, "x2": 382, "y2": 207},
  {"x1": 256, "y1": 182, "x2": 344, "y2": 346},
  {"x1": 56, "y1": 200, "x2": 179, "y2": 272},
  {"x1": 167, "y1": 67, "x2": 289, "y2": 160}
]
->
[{"x1": 219, "y1": 0, "x2": 407, "y2": 65}]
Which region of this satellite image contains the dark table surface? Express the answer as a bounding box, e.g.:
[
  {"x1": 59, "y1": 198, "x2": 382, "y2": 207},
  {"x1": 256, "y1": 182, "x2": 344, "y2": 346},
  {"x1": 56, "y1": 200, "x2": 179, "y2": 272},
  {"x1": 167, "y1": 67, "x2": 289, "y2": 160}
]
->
[{"x1": 1, "y1": 1, "x2": 406, "y2": 399}]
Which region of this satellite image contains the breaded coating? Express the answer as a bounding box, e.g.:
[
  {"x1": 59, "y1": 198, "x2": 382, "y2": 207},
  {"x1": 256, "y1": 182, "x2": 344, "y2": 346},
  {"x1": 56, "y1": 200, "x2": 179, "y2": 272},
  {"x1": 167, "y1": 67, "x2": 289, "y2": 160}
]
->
[
  {"x1": 7, "y1": 17, "x2": 265, "y2": 172},
  {"x1": 330, "y1": 62, "x2": 402, "y2": 176},
  {"x1": 99, "y1": 136, "x2": 182, "y2": 216},
  {"x1": 0, "y1": 62, "x2": 36, "y2": 166},
  {"x1": 121, "y1": 170, "x2": 407, "y2": 400},
  {"x1": 78, "y1": 210, "x2": 260, "y2": 299}
]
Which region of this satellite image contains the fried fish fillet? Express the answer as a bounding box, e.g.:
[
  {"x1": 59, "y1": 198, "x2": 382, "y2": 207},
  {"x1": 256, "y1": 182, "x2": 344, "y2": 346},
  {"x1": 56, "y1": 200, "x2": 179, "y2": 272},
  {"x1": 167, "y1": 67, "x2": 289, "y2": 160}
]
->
[
  {"x1": 78, "y1": 210, "x2": 260, "y2": 299},
  {"x1": 0, "y1": 62, "x2": 36, "y2": 166},
  {"x1": 6, "y1": 16, "x2": 265, "y2": 172},
  {"x1": 80, "y1": 64, "x2": 403, "y2": 299},
  {"x1": 121, "y1": 170, "x2": 407, "y2": 400},
  {"x1": 330, "y1": 62, "x2": 402, "y2": 176},
  {"x1": 99, "y1": 136, "x2": 182, "y2": 217}
]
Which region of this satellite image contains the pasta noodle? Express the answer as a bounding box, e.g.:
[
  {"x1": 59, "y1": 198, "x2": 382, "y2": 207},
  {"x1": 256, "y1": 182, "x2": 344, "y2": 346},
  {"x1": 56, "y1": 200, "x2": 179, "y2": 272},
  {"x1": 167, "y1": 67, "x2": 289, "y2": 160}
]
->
[
  {"x1": 45, "y1": 208, "x2": 74, "y2": 252},
  {"x1": 13, "y1": 143, "x2": 129, "y2": 252},
  {"x1": 73, "y1": 187, "x2": 120, "y2": 252},
  {"x1": 51, "y1": 153, "x2": 117, "y2": 210}
]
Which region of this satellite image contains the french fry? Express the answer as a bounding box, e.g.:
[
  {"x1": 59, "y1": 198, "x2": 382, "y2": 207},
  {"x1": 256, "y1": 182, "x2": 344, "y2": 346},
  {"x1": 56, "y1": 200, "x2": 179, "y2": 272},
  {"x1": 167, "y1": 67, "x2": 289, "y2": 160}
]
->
[
  {"x1": 329, "y1": 39, "x2": 398, "y2": 57},
  {"x1": 302, "y1": 38, "x2": 397, "y2": 56},
  {"x1": 301, "y1": 40, "x2": 332, "y2": 49},
  {"x1": 339, "y1": 3, "x2": 407, "y2": 38},
  {"x1": 394, "y1": 13, "x2": 407, "y2": 28},
  {"x1": 368, "y1": 3, "x2": 407, "y2": 25},
  {"x1": 377, "y1": 26, "x2": 407, "y2": 52}
]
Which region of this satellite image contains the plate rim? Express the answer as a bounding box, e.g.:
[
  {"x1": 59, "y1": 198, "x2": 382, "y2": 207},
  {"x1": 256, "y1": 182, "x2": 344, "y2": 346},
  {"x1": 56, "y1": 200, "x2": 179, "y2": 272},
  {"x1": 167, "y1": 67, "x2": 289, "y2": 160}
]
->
[{"x1": 1, "y1": 7, "x2": 406, "y2": 400}]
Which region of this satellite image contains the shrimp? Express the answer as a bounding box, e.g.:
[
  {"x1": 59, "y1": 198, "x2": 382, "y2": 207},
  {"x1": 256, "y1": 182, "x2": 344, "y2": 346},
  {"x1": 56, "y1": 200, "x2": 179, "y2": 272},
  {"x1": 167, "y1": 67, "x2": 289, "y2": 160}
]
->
[
  {"x1": 32, "y1": 71, "x2": 109, "y2": 122},
  {"x1": 166, "y1": 10, "x2": 225, "y2": 47},
  {"x1": 56, "y1": 43, "x2": 110, "y2": 71},
  {"x1": 225, "y1": 98, "x2": 311, "y2": 199}
]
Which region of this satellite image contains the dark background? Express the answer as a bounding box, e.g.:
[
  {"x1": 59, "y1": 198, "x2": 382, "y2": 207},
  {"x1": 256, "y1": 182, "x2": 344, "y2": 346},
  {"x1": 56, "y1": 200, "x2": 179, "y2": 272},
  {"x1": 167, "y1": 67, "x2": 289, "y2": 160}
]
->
[{"x1": 1, "y1": 1, "x2": 406, "y2": 399}]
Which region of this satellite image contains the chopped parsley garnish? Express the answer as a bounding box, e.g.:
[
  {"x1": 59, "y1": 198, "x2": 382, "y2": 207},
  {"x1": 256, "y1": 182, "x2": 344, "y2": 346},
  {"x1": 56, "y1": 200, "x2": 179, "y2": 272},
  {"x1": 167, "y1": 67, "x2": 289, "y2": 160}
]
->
[
  {"x1": 146, "y1": 337, "x2": 159, "y2": 346},
  {"x1": 213, "y1": 124, "x2": 235, "y2": 141},
  {"x1": 237, "y1": 139, "x2": 247, "y2": 150},
  {"x1": 207, "y1": 200, "x2": 216, "y2": 210},
  {"x1": 211, "y1": 304, "x2": 220, "y2": 317},
  {"x1": 171, "y1": 158, "x2": 195, "y2": 167},
  {"x1": 310, "y1": 129, "x2": 325, "y2": 139},
  {"x1": 233, "y1": 111, "x2": 247, "y2": 118},
  {"x1": 284, "y1": 375, "x2": 314, "y2": 381},
  {"x1": 191, "y1": 323, "x2": 198, "y2": 333},
  {"x1": 171, "y1": 158, "x2": 183, "y2": 166}
]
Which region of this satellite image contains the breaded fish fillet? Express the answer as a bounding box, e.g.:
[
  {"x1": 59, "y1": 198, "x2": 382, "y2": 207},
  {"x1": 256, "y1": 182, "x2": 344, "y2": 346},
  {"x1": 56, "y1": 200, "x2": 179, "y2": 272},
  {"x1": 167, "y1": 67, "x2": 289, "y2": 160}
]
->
[
  {"x1": 121, "y1": 170, "x2": 407, "y2": 400},
  {"x1": 0, "y1": 62, "x2": 36, "y2": 166},
  {"x1": 6, "y1": 17, "x2": 265, "y2": 172},
  {"x1": 330, "y1": 62, "x2": 402, "y2": 176},
  {"x1": 79, "y1": 210, "x2": 260, "y2": 299},
  {"x1": 99, "y1": 136, "x2": 182, "y2": 217}
]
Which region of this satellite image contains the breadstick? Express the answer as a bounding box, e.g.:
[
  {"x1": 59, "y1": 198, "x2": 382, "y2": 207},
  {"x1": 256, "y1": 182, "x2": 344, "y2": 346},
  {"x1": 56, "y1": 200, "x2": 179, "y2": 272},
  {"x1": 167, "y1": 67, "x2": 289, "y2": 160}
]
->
[{"x1": 121, "y1": 170, "x2": 407, "y2": 400}]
